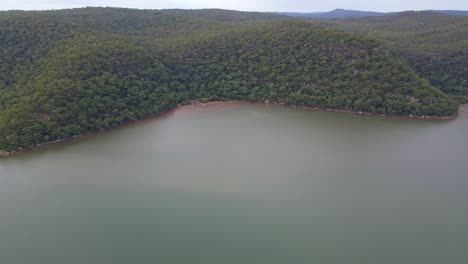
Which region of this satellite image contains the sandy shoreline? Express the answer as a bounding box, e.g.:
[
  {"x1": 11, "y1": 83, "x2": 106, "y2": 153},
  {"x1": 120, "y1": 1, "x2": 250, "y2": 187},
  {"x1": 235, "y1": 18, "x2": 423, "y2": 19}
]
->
[{"x1": 0, "y1": 100, "x2": 460, "y2": 158}]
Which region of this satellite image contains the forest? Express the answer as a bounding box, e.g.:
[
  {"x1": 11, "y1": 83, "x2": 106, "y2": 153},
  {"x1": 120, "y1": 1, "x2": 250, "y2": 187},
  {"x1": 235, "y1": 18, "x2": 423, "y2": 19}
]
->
[
  {"x1": 0, "y1": 7, "x2": 464, "y2": 152},
  {"x1": 315, "y1": 12, "x2": 468, "y2": 96}
]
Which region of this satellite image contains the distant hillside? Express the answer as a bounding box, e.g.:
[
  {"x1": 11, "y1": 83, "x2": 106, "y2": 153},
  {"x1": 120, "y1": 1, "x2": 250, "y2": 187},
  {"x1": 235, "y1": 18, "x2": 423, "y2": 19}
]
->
[
  {"x1": 281, "y1": 9, "x2": 387, "y2": 19},
  {"x1": 0, "y1": 7, "x2": 285, "y2": 37},
  {"x1": 316, "y1": 12, "x2": 468, "y2": 95},
  {"x1": 431, "y1": 10, "x2": 468, "y2": 16},
  {"x1": 281, "y1": 9, "x2": 468, "y2": 19},
  {"x1": 0, "y1": 8, "x2": 459, "y2": 152}
]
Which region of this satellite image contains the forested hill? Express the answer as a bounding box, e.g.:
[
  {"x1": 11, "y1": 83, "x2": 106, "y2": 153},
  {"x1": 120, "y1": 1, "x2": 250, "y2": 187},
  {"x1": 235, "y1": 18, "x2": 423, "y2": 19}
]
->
[
  {"x1": 0, "y1": 8, "x2": 460, "y2": 153},
  {"x1": 315, "y1": 12, "x2": 468, "y2": 96},
  {"x1": 0, "y1": 7, "x2": 285, "y2": 36},
  {"x1": 281, "y1": 9, "x2": 387, "y2": 19},
  {"x1": 281, "y1": 9, "x2": 468, "y2": 19},
  {"x1": 0, "y1": 8, "x2": 284, "y2": 94}
]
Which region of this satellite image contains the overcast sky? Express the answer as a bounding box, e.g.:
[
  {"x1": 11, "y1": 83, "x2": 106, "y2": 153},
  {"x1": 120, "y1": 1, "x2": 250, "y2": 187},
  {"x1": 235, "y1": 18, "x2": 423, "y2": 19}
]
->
[{"x1": 1, "y1": 0, "x2": 467, "y2": 12}]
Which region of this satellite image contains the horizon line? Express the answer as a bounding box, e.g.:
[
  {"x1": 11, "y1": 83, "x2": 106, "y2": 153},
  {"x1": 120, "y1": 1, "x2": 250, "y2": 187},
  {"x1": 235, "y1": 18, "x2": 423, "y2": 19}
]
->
[{"x1": 1, "y1": 6, "x2": 467, "y2": 13}]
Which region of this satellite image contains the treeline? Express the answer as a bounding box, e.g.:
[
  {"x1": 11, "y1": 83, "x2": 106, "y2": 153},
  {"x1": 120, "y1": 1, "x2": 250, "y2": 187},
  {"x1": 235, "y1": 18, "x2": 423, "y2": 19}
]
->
[{"x1": 0, "y1": 8, "x2": 461, "y2": 152}]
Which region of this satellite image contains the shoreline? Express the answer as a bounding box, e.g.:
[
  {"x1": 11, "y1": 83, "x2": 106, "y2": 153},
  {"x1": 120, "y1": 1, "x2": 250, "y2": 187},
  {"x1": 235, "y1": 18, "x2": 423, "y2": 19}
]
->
[
  {"x1": 260, "y1": 101, "x2": 457, "y2": 121},
  {"x1": 0, "y1": 100, "x2": 460, "y2": 158},
  {"x1": 186, "y1": 100, "x2": 457, "y2": 121}
]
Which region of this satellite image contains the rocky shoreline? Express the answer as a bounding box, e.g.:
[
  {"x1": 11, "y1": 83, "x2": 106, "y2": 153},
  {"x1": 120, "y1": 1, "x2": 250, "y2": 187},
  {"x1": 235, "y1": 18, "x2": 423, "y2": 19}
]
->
[
  {"x1": 282, "y1": 103, "x2": 457, "y2": 121},
  {"x1": 0, "y1": 101, "x2": 459, "y2": 158},
  {"x1": 184, "y1": 100, "x2": 457, "y2": 120}
]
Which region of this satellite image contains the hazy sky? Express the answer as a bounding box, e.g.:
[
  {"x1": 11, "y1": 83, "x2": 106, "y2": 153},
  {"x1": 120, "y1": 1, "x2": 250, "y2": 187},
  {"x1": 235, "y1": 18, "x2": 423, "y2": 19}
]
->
[{"x1": 1, "y1": 0, "x2": 467, "y2": 12}]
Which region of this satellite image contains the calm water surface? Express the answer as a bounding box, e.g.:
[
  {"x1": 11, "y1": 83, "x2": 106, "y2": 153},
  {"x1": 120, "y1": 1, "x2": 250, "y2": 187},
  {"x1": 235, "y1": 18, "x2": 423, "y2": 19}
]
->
[{"x1": 1, "y1": 104, "x2": 467, "y2": 264}]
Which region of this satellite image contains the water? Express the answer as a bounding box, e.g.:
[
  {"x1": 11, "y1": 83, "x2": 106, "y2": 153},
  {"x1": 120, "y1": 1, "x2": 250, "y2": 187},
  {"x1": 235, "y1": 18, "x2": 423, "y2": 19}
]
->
[{"x1": 1, "y1": 103, "x2": 467, "y2": 264}]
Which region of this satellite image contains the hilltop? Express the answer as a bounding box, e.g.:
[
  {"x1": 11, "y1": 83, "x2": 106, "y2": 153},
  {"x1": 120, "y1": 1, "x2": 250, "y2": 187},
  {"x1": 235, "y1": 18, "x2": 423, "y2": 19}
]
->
[
  {"x1": 0, "y1": 7, "x2": 460, "y2": 152},
  {"x1": 281, "y1": 9, "x2": 468, "y2": 19}
]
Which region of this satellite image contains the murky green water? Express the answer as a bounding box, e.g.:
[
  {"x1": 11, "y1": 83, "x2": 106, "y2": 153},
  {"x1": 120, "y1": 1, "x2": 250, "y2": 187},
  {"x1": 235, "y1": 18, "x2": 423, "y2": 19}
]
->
[{"x1": 1, "y1": 104, "x2": 467, "y2": 264}]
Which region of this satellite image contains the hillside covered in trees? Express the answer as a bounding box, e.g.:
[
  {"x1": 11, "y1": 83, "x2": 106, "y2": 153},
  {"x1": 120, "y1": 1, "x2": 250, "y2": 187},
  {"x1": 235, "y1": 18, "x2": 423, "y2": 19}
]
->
[
  {"x1": 315, "y1": 12, "x2": 468, "y2": 96},
  {"x1": 281, "y1": 9, "x2": 468, "y2": 19},
  {"x1": 0, "y1": 7, "x2": 462, "y2": 153}
]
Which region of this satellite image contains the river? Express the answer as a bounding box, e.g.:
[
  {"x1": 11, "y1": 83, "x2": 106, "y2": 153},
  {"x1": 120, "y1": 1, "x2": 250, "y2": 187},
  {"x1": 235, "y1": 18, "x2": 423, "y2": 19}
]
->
[{"x1": 1, "y1": 103, "x2": 467, "y2": 263}]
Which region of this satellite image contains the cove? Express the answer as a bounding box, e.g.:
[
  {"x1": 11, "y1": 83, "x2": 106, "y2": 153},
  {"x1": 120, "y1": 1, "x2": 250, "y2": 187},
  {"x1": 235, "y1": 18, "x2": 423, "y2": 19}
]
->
[{"x1": 1, "y1": 103, "x2": 467, "y2": 264}]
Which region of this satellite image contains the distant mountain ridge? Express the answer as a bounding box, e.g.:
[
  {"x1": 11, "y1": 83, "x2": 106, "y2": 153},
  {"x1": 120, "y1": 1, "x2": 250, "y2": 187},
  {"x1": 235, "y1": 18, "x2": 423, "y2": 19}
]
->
[
  {"x1": 281, "y1": 9, "x2": 387, "y2": 19},
  {"x1": 280, "y1": 9, "x2": 468, "y2": 19},
  {"x1": 430, "y1": 10, "x2": 468, "y2": 16}
]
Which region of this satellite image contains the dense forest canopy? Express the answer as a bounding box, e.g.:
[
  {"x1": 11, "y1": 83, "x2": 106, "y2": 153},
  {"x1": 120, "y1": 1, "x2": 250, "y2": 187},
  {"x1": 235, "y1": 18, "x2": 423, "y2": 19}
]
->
[
  {"x1": 0, "y1": 7, "x2": 464, "y2": 152},
  {"x1": 314, "y1": 12, "x2": 468, "y2": 96},
  {"x1": 280, "y1": 9, "x2": 468, "y2": 19}
]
